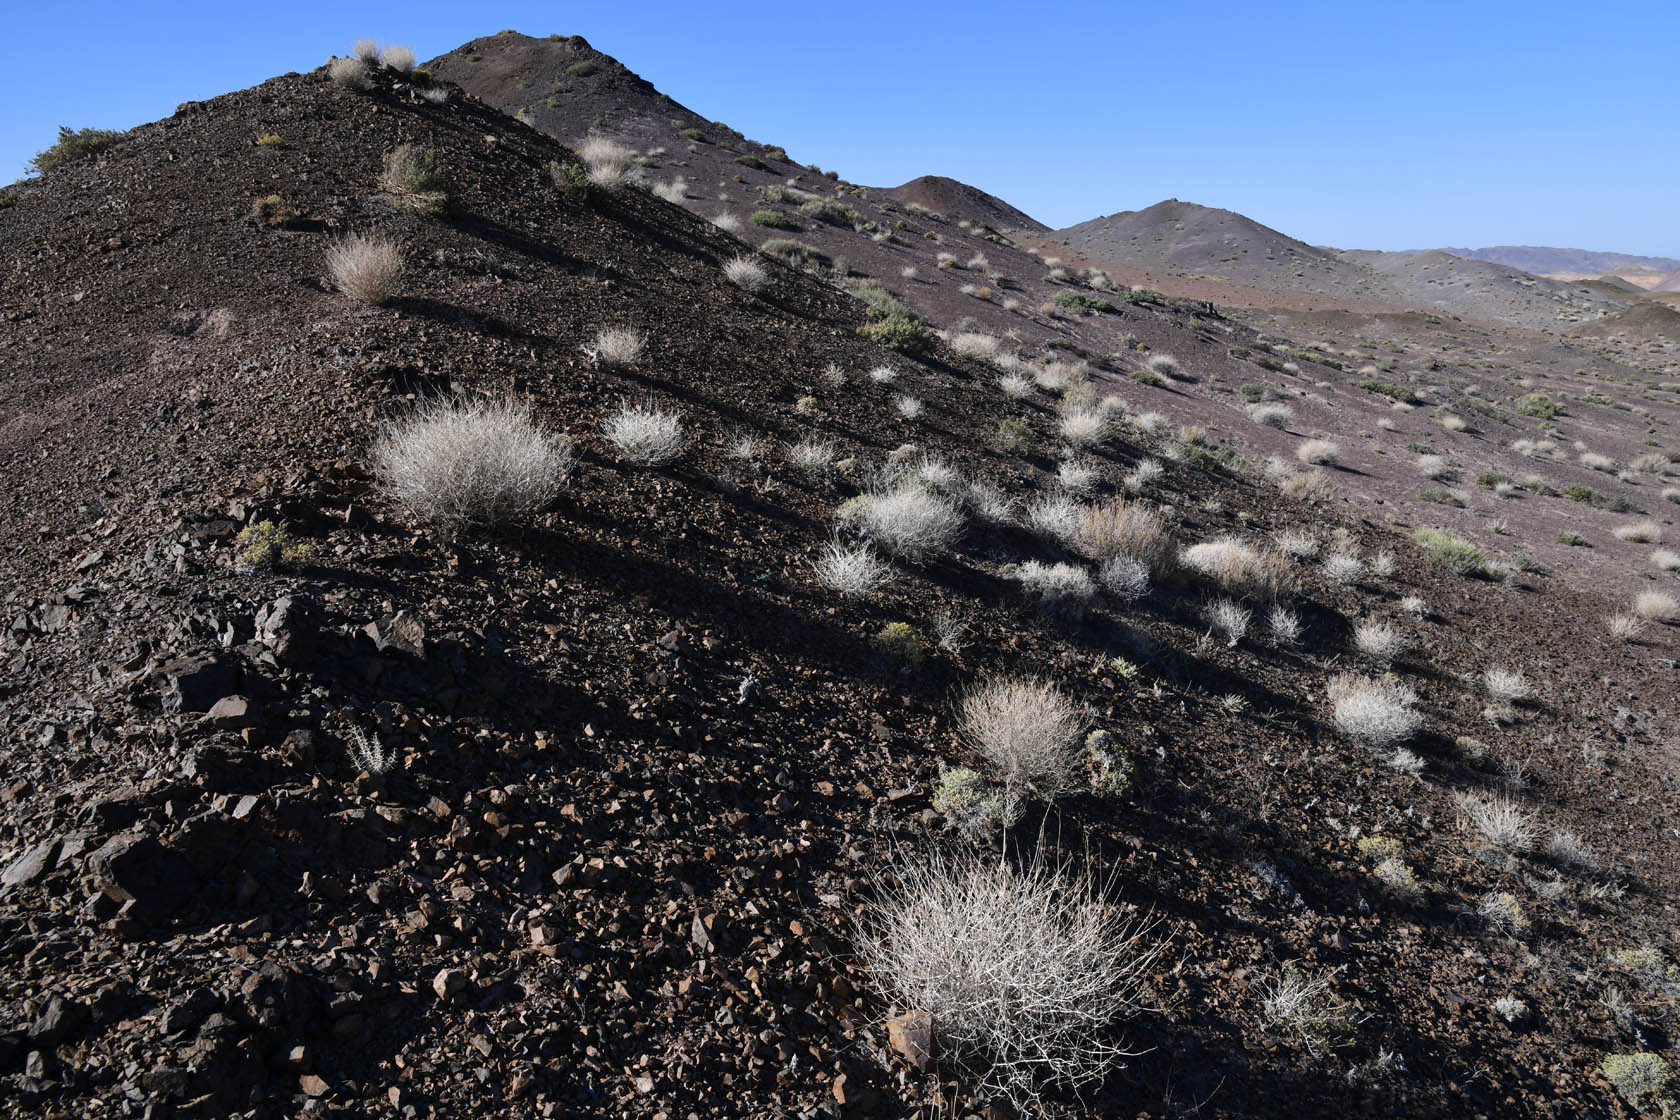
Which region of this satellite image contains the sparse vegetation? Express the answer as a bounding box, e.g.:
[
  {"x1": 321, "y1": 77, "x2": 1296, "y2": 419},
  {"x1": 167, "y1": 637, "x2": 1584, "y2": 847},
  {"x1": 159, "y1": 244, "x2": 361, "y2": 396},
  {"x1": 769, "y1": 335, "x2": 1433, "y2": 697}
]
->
[
  {"x1": 723, "y1": 254, "x2": 769, "y2": 293},
  {"x1": 373, "y1": 399, "x2": 572, "y2": 526},
  {"x1": 325, "y1": 233, "x2": 403, "y2": 305},
  {"x1": 601, "y1": 403, "x2": 686, "y2": 466},
  {"x1": 1413, "y1": 528, "x2": 1489, "y2": 577},
  {"x1": 1329, "y1": 674, "x2": 1421, "y2": 750},
  {"x1": 233, "y1": 521, "x2": 314, "y2": 571}
]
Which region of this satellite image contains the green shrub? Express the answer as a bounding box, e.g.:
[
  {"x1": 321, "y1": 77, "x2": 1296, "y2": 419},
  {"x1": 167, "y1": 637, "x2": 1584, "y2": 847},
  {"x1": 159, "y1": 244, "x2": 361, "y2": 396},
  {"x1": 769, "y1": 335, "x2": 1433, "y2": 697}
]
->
[
  {"x1": 1117, "y1": 287, "x2": 1160, "y2": 305},
  {"x1": 842, "y1": 276, "x2": 906, "y2": 316},
  {"x1": 1239, "y1": 383, "x2": 1275, "y2": 402},
  {"x1": 1055, "y1": 290, "x2": 1113, "y2": 314},
  {"x1": 1129, "y1": 369, "x2": 1166, "y2": 388},
  {"x1": 762, "y1": 145, "x2": 788, "y2": 162},
  {"x1": 760, "y1": 238, "x2": 827, "y2": 268},
  {"x1": 235, "y1": 521, "x2": 315, "y2": 571},
  {"x1": 1556, "y1": 531, "x2": 1589, "y2": 547},
  {"x1": 750, "y1": 208, "x2": 797, "y2": 229},
  {"x1": 1476, "y1": 472, "x2": 1510, "y2": 489},
  {"x1": 1418, "y1": 488, "x2": 1465, "y2": 507},
  {"x1": 256, "y1": 133, "x2": 285, "y2": 147},
  {"x1": 547, "y1": 159, "x2": 594, "y2": 204},
  {"x1": 679, "y1": 127, "x2": 707, "y2": 142},
  {"x1": 930, "y1": 766, "x2": 1012, "y2": 835},
  {"x1": 1563, "y1": 483, "x2": 1638, "y2": 512},
  {"x1": 800, "y1": 197, "x2": 862, "y2": 226},
  {"x1": 735, "y1": 153, "x2": 769, "y2": 171},
  {"x1": 1600, "y1": 1053, "x2": 1675, "y2": 1116},
  {"x1": 1413, "y1": 528, "x2": 1489, "y2": 577},
  {"x1": 995, "y1": 418, "x2": 1036, "y2": 454},
  {"x1": 1513, "y1": 392, "x2": 1557, "y2": 418},
  {"x1": 872, "y1": 622, "x2": 925, "y2": 666},
  {"x1": 1253, "y1": 355, "x2": 1286, "y2": 373},
  {"x1": 858, "y1": 311, "x2": 936, "y2": 355},
  {"x1": 31, "y1": 125, "x2": 127, "y2": 173},
  {"x1": 1353, "y1": 380, "x2": 1420, "y2": 404},
  {"x1": 380, "y1": 143, "x2": 450, "y2": 218},
  {"x1": 250, "y1": 194, "x2": 299, "y2": 228},
  {"x1": 565, "y1": 59, "x2": 599, "y2": 77}
]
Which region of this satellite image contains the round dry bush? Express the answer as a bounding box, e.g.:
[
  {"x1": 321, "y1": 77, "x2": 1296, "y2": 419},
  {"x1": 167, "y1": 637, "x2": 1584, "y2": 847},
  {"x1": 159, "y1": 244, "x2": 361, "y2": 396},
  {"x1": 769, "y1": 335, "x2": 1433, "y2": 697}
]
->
[
  {"x1": 1352, "y1": 620, "x2": 1407, "y2": 665},
  {"x1": 601, "y1": 403, "x2": 686, "y2": 466},
  {"x1": 809, "y1": 539, "x2": 889, "y2": 598},
  {"x1": 1014, "y1": 561, "x2": 1096, "y2": 613},
  {"x1": 1246, "y1": 403, "x2": 1293, "y2": 429},
  {"x1": 380, "y1": 44, "x2": 416, "y2": 72},
  {"x1": 325, "y1": 233, "x2": 403, "y2": 305},
  {"x1": 844, "y1": 486, "x2": 964, "y2": 563},
  {"x1": 961, "y1": 676, "x2": 1084, "y2": 797},
  {"x1": 1059, "y1": 408, "x2": 1110, "y2": 447},
  {"x1": 328, "y1": 56, "x2": 371, "y2": 90},
  {"x1": 1328, "y1": 673, "x2": 1421, "y2": 750},
  {"x1": 576, "y1": 135, "x2": 637, "y2": 188},
  {"x1": 1180, "y1": 537, "x2": 1295, "y2": 602},
  {"x1": 1099, "y1": 554, "x2": 1150, "y2": 601},
  {"x1": 1079, "y1": 499, "x2": 1177, "y2": 577},
  {"x1": 589, "y1": 326, "x2": 645, "y2": 369},
  {"x1": 1633, "y1": 591, "x2": 1678, "y2": 622},
  {"x1": 373, "y1": 399, "x2": 571, "y2": 527},
  {"x1": 1484, "y1": 667, "x2": 1532, "y2": 704},
  {"x1": 1296, "y1": 438, "x2": 1340, "y2": 466},
  {"x1": 856, "y1": 852, "x2": 1159, "y2": 1113},
  {"x1": 1024, "y1": 494, "x2": 1085, "y2": 550},
  {"x1": 724, "y1": 254, "x2": 769, "y2": 292},
  {"x1": 351, "y1": 38, "x2": 381, "y2": 62}
]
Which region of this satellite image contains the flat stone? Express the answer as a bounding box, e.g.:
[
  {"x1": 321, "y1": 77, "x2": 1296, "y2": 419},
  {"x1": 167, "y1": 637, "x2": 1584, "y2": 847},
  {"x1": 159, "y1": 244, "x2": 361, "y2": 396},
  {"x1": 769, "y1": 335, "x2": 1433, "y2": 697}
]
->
[
  {"x1": 206, "y1": 696, "x2": 258, "y2": 729},
  {"x1": 886, "y1": 1010, "x2": 934, "y2": 1071},
  {"x1": 2, "y1": 839, "x2": 60, "y2": 890}
]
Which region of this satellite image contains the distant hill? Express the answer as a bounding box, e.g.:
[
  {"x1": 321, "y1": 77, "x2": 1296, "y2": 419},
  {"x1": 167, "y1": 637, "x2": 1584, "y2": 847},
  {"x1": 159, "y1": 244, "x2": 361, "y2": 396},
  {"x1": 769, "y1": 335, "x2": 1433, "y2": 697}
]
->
[
  {"x1": 1056, "y1": 200, "x2": 1627, "y2": 329},
  {"x1": 886, "y1": 174, "x2": 1046, "y2": 232},
  {"x1": 1566, "y1": 299, "x2": 1680, "y2": 345},
  {"x1": 1653, "y1": 266, "x2": 1680, "y2": 292},
  {"x1": 1438, "y1": 245, "x2": 1680, "y2": 276}
]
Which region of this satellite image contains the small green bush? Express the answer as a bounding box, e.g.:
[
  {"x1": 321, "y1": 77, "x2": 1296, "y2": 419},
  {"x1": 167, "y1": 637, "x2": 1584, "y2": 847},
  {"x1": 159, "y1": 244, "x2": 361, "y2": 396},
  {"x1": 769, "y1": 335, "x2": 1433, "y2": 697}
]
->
[
  {"x1": 1129, "y1": 369, "x2": 1166, "y2": 388},
  {"x1": 31, "y1": 125, "x2": 127, "y2": 173},
  {"x1": 1055, "y1": 290, "x2": 1113, "y2": 314},
  {"x1": 1514, "y1": 391, "x2": 1558, "y2": 419},
  {"x1": 380, "y1": 143, "x2": 450, "y2": 218},
  {"x1": 1353, "y1": 380, "x2": 1420, "y2": 404},
  {"x1": 735, "y1": 153, "x2": 769, "y2": 171},
  {"x1": 930, "y1": 765, "x2": 1012, "y2": 835},
  {"x1": 995, "y1": 418, "x2": 1035, "y2": 454},
  {"x1": 235, "y1": 521, "x2": 315, "y2": 571},
  {"x1": 1476, "y1": 472, "x2": 1510, "y2": 489},
  {"x1": 762, "y1": 145, "x2": 788, "y2": 162},
  {"x1": 1600, "y1": 1053, "x2": 1675, "y2": 1116},
  {"x1": 565, "y1": 59, "x2": 599, "y2": 77},
  {"x1": 547, "y1": 159, "x2": 594, "y2": 204},
  {"x1": 1413, "y1": 528, "x2": 1489, "y2": 577},
  {"x1": 800, "y1": 197, "x2": 862, "y2": 227},
  {"x1": 858, "y1": 311, "x2": 936, "y2": 355},
  {"x1": 250, "y1": 194, "x2": 299, "y2": 227},
  {"x1": 750, "y1": 208, "x2": 797, "y2": 229},
  {"x1": 679, "y1": 127, "x2": 706, "y2": 142},
  {"x1": 760, "y1": 239, "x2": 827, "y2": 268},
  {"x1": 1418, "y1": 489, "x2": 1465, "y2": 507},
  {"x1": 1556, "y1": 531, "x2": 1589, "y2": 547},
  {"x1": 872, "y1": 622, "x2": 925, "y2": 666}
]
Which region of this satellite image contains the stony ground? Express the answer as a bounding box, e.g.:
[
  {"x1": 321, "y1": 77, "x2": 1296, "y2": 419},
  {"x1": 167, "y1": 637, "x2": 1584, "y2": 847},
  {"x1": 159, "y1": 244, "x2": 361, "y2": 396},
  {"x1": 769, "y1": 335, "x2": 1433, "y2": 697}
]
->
[{"x1": 1, "y1": 43, "x2": 1679, "y2": 1120}]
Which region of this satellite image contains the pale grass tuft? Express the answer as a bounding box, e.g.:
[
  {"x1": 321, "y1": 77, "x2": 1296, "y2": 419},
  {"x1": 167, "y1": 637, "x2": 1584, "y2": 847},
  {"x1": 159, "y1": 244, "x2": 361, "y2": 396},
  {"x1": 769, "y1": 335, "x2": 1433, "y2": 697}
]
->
[
  {"x1": 1296, "y1": 438, "x2": 1340, "y2": 466},
  {"x1": 328, "y1": 57, "x2": 372, "y2": 90},
  {"x1": 1329, "y1": 674, "x2": 1421, "y2": 750},
  {"x1": 843, "y1": 485, "x2": 964, "y2": 562},
  {"x1": 1456, "y1": 792, "x2": 1535, "y2": 852},
  {"x1": 856, "y1": 851, "x2": 1161, "y2": 1113},
  {"x1": 601, "y1": 403, "x2": 686, "y2": 466},
  {"x1": 1059, "y1": 408, "x2": 1110, "y2": 447},
  {"x1": 960, "y1": 677, "x2": 1084, "y2": 797},
  {"x1": 373, "y1": 398, "x2": 571, "y2": 527},
  {"x1": 576, "y1": 135, "x2": 638, "y2": 189},
  {"x1": 1320, "y1": 551, "x2": 1362, "y2": 586},
  {"x1": 586, "y1": 326, "x2": 645, "y2": 369},
  {"x1": 1484, "y1": 667, "x2": 1532, "y2": 705},
  {"x1": 1633, "y1": 591, "x2": 1678, "y2": 622},
  {"x1": 724, "y1": 254, "x2": 769, "y2": 292},
  {"x1": 1099, "y1": 555, "x2": 1150, "y2": 601},
  {"x1": 786, "y1": 438, "x2": 835, "y2": 475},
  {"x1": 1352, "y1": 621, "x2": 1407, "y2": 665},
  {"x1": 1015, "y1": 561, "x2": 1097, "y2": 612},
  {"x1": 380, "y1": 44, "x2": 416, "y2": 72},
  {"x1": 325, "y1": 233, "x2": 402, "y2": 305},
  {"x1": 1650, "y1": 548, "x2": 1680, "y2": 572},
  {"x1": 998, "y1": 373, "x2": 1034, "y2": 399},
  {"x1": 1607, "y1": 613, "x2": 1644, "y2": 641},
  {"x1": 1025, "y1": 494, "x2": 1086, "y2": 550},
  {"x1": 1180, "y1": 537, "x2": 1294, "y2": 601},
  {"x1": 1205, "y1": 598, "x2": 1251, "y2": 645},
  {"x1": 1268, "y1": 605, "x2": 1303, "y2": 645},
  {"x1": 1614, "y1": 521, "x2": 1662, "y2": 543},
  {"x1": 1079, "y1": 499, "x2": 1177, "y2": 577},
  {"x1": 809, "y1": 539, "x2": 889, "y2": 598}
]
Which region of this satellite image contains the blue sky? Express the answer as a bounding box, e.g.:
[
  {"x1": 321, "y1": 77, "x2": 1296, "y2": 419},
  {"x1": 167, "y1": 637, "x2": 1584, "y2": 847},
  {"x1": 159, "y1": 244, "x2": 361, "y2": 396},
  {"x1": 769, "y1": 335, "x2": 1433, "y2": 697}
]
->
[{"x1": 5, "y1": 1, "x2": 1676, "y2": 258}]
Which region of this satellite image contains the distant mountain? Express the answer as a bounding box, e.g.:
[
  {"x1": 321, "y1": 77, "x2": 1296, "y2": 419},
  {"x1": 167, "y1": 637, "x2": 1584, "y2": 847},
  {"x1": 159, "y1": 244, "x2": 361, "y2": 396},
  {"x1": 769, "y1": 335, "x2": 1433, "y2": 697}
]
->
[
  {"x1": 1057, "y1": 200, "x2": 1627, "y2": 329},
  {"x1": 887, "y1": 175, "x2": 1046, "y2": 232},
  {"x1": 1437, "y1": 245, "x2": 1680, "y2": 276},
  {"x1": 1653, "y1": 266, "x2": 1680, "y2": 293}
]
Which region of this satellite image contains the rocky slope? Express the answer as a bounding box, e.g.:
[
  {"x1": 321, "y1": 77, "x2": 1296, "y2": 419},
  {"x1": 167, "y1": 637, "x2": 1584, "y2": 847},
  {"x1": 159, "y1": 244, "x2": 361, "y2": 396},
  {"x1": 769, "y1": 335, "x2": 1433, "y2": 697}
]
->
[{"x1": 1, "y1": 39, "x2": 1678, "y2": 1120}]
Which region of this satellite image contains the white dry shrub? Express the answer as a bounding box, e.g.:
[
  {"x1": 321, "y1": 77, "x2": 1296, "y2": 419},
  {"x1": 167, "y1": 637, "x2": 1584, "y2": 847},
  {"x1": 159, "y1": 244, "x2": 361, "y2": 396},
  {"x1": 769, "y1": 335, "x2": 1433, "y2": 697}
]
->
[
  {"x1": 1650, "y1": 548, "x2": 1680, "y2": 572},
  {"x1": 1274, "y1": 529, "x2": 1319, "y2": 559},
  {"x1": 1484, "y1": 668, "x2": 1532, "y2": 705},
  {"x1": 1296, "y1": 438, "x2": 1340, "y2": 466},
  {"x1": 1247, "y1": 403, "x2": 1294, "y2": 429},
  {"x1": 809, "y1": 539, "x2": 889, "y2": 598},
  {"x1": 381, "y1": 44, "x2": 416, "y2": 72},
  {"x1": 1123, "y1": 459, "x2": 1164, "y2": 494},
  {"x1": 1059, "y1": 408, "x2": 1110, "y2": 447},
  {"x1": 960, "y1": 677, "x2": 1084, "y2": 797},
  {"x1": 1320, "y1": 551, "x2": 1363, "y2": 586},
  {"x1": 1368, "y1": 551, "x2": 1397, "y2": 579},
  {"x1": 1099, "y1": 555, "x2": 1150, "y2": 602},
  {"x1": 588, "y1": 326, "x2": 644, "y2": 369},
  {"x1": 1145, "y1": 354, "x2": 1180, "y2": 378},
  {"x1": 710, "y1": 211, "x2": 742, "y2": 234},
  {"x1": 1479, "y1": 891, "x2": 1529, "y2": 935},
  {"x1": 328, "y1": 56, "x2": 372, "y2": 89},
  {"x1": 1614, "y1": 521, "x2": 1662, "y2": 544},
  {"x1": 601, "y1": 403, "x2": 686, "y2": 466},
  {"x1": 1016, "y1": 561, "x2": 1097, "y2": 612},
  {"x1": 1440, "y1": 413, "x2": 1468, "y2": 432},
  {"x1": 1387, "y1": 748, "x2": 1426, "y2": 778},
  {"x1": 1456, "y1": 792, "x2": 1535, "y2": 852},
  {"x1": 1402, "y1": 595, "x2": 1428, "y2": 619},
  {"x1": 1416, "y1": 454, "x2": 1451, "y2": 481},
  {"x1": 963, "y1": 482, "x2": 1016, "y2": 524},
  {"x1": 417, "y1": 85, "x2": 450, "y2": 105},
  {"x1": 727, "y1": 433, "x2": 762, "y2": 462},
  {"x1": 895, "y1": 395, "x2": 924, "y2": 420},
  {"x1": 1579, "y1": 451, "x2": 1615, "y2": 473},
  {"x1": 1057, "y1": 460, "x2": 1100, "y2": 495},
  {"x1": 1025, "y1": 494, "x2": 1086, "y2": 550},
  {"x1": 900, "y1": 265, "x2": 919, "y2": 280},
  {"x1": 1080, "y1": 499, "x2": 1177, "y2": 577},
  {"x1": 1664, "y1": 487, "x2": 1680, "y2": 505},
  {"x1": 724, "y1": 254, "x2": 769, "y2": 292},
  {"x1": 351, "y1": 38, "x2": 381, "y2": 62},
  {"x1": 951, "y1": 332, "x2": 1001, "y2": 360},
  {"x1": 1633, "y1": 591, "x2": 1678, "y2": 622},
  {"x1": 1352, "y1": 621, "x2": 1407, "y2": 665},
  {"x1": 576, "y1": 135, "x2": 637, "y2": 189},
  {"x1": 1132, "y1": 411, "x2": 1168, "y2": 436},
  {"x1": 869, "y1": 365, "x2": 899, "y2": 385},
  {"x1": 1607, "y1": 613, "x2": 1644, "y2": 642},
  {"x1": 1180, "y1": 537, "x2": 1294, "y2": 601},
  {"x1": 1259, "y1": 963, "x2": 1352, "y2": 1055},
  {"x1": 1268, "y1": 605, "x2": 1303, "y2": 646},
  {"x1": 1205, "y1": 598, "x2": 1251, "y2": 646},
  {"x1": 786, "y1": 438, "x2": 835, "y2": 475},
  {"x1": 998, "y1": 373, "x2": 1034, "y2": 399},
  {"x1": 856, "y1": 852, "x2": 1160, "y2": 1113},
  {"x1": 325, "y1": 233, "x2": 402, "y2": 305},
  {"x1": 915, "y1": 456, "x2": 960, "y2": 493},
  {"x1": 373, "y1": 398, "x2": 571, "y2": 527},
  {"x1": 1329, "y1": 673, "x2": 1422, "y2": 750},
  {"x1": 652, "y1": 177, "x2": 687, "y2": 204},
  {"x1": 844, "y1": 485, "x2": 964, "y2": 562}
]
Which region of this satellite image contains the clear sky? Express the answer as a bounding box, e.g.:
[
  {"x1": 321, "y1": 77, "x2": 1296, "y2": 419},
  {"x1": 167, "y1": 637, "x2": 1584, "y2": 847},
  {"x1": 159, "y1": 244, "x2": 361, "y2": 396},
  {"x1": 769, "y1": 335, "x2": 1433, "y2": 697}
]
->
[{"x1": 4, "y1": 1, "x2": 1676, "y2": 258}]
